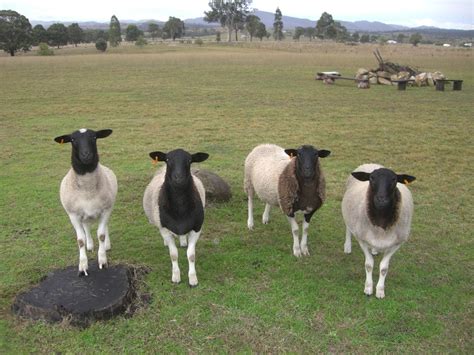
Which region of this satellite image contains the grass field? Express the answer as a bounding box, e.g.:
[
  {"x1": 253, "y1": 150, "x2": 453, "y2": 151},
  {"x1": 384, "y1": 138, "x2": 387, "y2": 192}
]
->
[{"x1": 1, "y1": 42, "x2": 473, "y2": 353}]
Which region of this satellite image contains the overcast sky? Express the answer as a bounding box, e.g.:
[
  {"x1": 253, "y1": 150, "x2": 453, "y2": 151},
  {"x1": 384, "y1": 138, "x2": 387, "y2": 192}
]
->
[{"x1": 2, "y1": 0, "x2": 473, "y2": 29}]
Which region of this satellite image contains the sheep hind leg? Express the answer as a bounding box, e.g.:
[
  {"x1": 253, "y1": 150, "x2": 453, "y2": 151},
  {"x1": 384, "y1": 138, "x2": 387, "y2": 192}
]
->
[
  {"x1": 187, "y1": 230, "x2": 201, "y2": 287},
  {"x1": 344, "y1": 226, "x2": 352, "y2": 254},
  {"x1": 83, "y1": 222, "x2": 93, "y2": 252},
  {"x1": 262, "y1": 203, "x2": 271, "y2": 224},
  {"x1": 358, "y1": 240, "x2": 374, "y2": 296},
  {"x1": 287, "y1": 216, "x2": 301, "y2": 257},
  {"x1": 97, "y1": 210, "x2": 112, "y2": 269},
  {"x1": 376, "y1": 245, "x2": 401, "y2": 299},
  {"x1": 247, "y1": 191, "x2": 254, "y2": 230}
]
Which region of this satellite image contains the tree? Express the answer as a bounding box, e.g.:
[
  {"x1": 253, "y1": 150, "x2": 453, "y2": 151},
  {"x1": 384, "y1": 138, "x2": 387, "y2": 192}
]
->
[
  {"x1": 162, "y1": 17, "x2": 185, "y2": 41},
  {"x1": 32, "y1": 24, "x2": 48, "y2": 46},
  {"x1": 360, "y1": 34, "x2": 370, "y2": 43},
  {"x1": 351, "y1": 31, "x2": 360, "y2": 42},
  {"x1": 245, "y1": 14, "x2": 260, "y2": 41},
  {"x1": 409, "y1": 33, "x2": 422, "y2": 46},
  {"x1": 293, "y1": 27, "x2": 304, "y2": 41},
  {"x1": 47, "y1": 23, "x2": 68, "y2": 48},
  {"x1": 135, "y1": 36, "x2": 148, "y2": 47},
  {"x1": 315, "y1": 12, "x2": 348, "y2": 41},
  {"x1": 109, "y1": 15, "x2": 122, "y2": 47},
  {"x1": 0, "y1": 10, "x2": 33, "y2": 56},
  {"x1": 125, "y1": 24, "x2": 143, "y2": 41},
  {"x1": 273, "y1": 7, "x2": 284, "y2": 40},
  {"x1": 68, "y1": 23, "x2": 83, "y2": 47},
  {"x1": 255, "y1": 22, "x2": 267, "y2": 41},
  {"x1": 95, "y1": 38, "x2": 107, "y2": 52},
  {"x1": 397, "y1": 33, "x2": 406, "y2": 43},
  {"x1": 204, "y1": 0, "x2": 252, "y2": 42},
  {"x1": 83, "y1": 29, "x2": 108, "y2": 43},
  {"x1": 148, "y1": 23, "x2": 161, "y2": 40},
  {"x1": 305, "y1": 27, "x2": 316, "y2": 41}
]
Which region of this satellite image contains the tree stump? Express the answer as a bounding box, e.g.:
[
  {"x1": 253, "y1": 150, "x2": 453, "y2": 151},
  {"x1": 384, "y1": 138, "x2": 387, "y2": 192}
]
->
[
  {"x1": 12, "y1": 263, "x2": 148, "y2": 327},
  {"x1": 192, "y1": 169, "x2": 232, "y2": 202}
]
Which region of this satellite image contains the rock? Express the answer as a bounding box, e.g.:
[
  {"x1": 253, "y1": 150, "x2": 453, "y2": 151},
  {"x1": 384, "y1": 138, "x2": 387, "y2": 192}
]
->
[
  {"x1": 415, "y1": 72, "x2": 428, "y2": 87},
  {"x1": 369, "y1": 76, "x2": 378, "y2": 84},
  {"x1": 426, "y1": 72, "x2": 434, "y2": 86},
  {"x1": 397, "y1": 71, "x2": 411, "y2": 80},
  {"x1": 378, "y1": 77, "x2": 392, "y2": 85},
  {"x1": 376, "y1": 71, "x2": 391, "y2": 79},
  {"x1": 358, "y1": 81, "x2": 370, "y2": 89},
  {"x1": 356, "y1": 68, "x2": 369, "y2": 76},
  {"x1": 390, "y1": 74, "x2": 399, "y2": 82},
  {"x1": 323, "y1": 77, "x2": 335, "y2": 85},
  {"x1": 432, "y1": 71, "x2": 445, "y2": 82},
  {"x1": 12, "y1": 263, "x2": 149, "y2": 327},
  {"x1": 192, "y1": 169, "x2": 232, "y2": 202}
]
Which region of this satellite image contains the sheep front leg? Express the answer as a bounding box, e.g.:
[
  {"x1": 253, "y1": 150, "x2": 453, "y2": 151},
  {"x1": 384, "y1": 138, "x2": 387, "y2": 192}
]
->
[
  {"x1": 358, "y1": 240, "x2": 374, "y2": 296},
  {"x1": 287, "y1": 215, "x2": 301, "y2": 257},
  {"x1": 376, "y1": 245, "x2": 401, "y2": 299},
  {"x1": 97, "y1": 210, "x2": 112, "y2": 269},
  {"x1": 68, "y1": 214, "x2": 88, "y2": 276},
  {"x1": 187, "y1": 230, "x2": 201, "y2": 287},
  {"x1": 344, "y1": 226, "x2": 352, "y2": 254},
  {"x1": 301, "y1": 211, "x2": 316, "y2": 256},
  {"x1": 161, "y1": 229, "x2": 180, "y2": 284}
]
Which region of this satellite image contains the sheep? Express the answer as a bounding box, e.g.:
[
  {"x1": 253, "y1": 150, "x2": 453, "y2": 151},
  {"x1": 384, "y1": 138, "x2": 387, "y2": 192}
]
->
[
  {"x1": 54, "y1": 128, "x2": 117, "y2": 276},
  {"x1": 244, "y1": 144, "x2": 331, "y2": 257},
  {"x1": 143, "y1": 149, "x2": 209, "y2": 287},
  {"x1": 341, "y1": 163, "x2": 416, "y2": 298}
]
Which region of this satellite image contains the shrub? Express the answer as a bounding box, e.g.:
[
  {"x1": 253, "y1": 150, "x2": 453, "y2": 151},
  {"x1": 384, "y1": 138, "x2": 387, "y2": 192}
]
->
[
  {"x1": 135, "y1": 36, "x2": 148, "y2": 47},
  {"x1": 195, "y1": 38, "x2": 203, "y2": 46},
  {"x1": 37, "y1": 43, "x2": 54, "y2": 56},
  {"x1": 95, "y1": 38, "x2": 107, "y2": 52}
]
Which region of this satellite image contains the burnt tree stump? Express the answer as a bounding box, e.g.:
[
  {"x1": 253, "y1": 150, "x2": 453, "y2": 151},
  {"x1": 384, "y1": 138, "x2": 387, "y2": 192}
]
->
[{"x1": 12, "y1": 263, "x2": 147, "y2": 327}]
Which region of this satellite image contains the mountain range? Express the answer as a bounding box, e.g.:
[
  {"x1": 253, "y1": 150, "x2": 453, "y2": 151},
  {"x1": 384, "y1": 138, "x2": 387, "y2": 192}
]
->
[{"x1": 31, "y1": 10, "x2": 471, "y2": 34}]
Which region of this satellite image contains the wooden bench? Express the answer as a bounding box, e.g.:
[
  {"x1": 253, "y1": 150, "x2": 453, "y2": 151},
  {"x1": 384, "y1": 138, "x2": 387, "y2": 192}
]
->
[
  {"x1": 435, "y1": 79, "x2": 463, "y2": 91},
  {"x1": 391, "y1": 79, "x2": 415, "y2": 91},
  {"x1": 316, "y1": 72, "x2": 369, "y2": 88}
]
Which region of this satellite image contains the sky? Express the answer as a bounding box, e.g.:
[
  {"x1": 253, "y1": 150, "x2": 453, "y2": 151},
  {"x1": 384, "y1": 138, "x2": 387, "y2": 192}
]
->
[{"x1": 1, "y1": 0, "x2": 473, "y2": 30}]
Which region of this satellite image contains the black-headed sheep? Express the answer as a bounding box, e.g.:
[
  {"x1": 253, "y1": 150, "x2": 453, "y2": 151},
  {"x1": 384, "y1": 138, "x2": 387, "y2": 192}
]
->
[
  {"x1": 244, "y1": 144, "x2": 330, "y2": 257},
  {"x1": 342, "y1": 163, "x2": 416, "y2": 298},
  {"x1": 143, "y1": 149, "x2": 209, "y2": 287},
  {"x1": 54, "y1": 128, "x2": 117, "y2": 276}
]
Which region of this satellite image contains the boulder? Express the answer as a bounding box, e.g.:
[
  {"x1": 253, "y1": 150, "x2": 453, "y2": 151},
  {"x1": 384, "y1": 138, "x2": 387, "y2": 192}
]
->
[
  {"x1": 378, "y1": 77, "x2": 392, "y2": 85},
  {"x1": 358, "y1": 81, "x2": 370, "y2": 89},
  {"x1": 415, "y1": 72, "x2": 428, "y2": 87},
  {"x1": 369, "y1": 76, "x2": 378, "y2": 84},
  {"x1": 356, "y1": 68, "x2": 369, "y2": 76},
  {"x1": 431, "y1": 71, "x2": 445, "y2": 82},
  {"x1": 376, "y1": 71, "x2": 391, "y2": 79},
  {"x1": 192, "y1": 169, "x2": 232, "y2": 202}
]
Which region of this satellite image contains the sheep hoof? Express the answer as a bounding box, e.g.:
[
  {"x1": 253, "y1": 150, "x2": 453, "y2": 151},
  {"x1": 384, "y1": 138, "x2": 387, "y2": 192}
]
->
[
  {"x1": 376, "y1": 289, "x2": 385, "y2": 299},
  {"x1": 301, "y1": 246, "x2": 310, "y2": 256},
  {"x1": 293, "y1": 249, "x2": 302, "y2": 258},
  {"x1": 189, "y1": 282, "x2": 198, "y2": 288},
  {"x1": 172, "y1": 274, "x2": 181, "y2": 284},
  {"x1": 364, "y1": 286, "x2": 373, "y2": 296},
  {"x1": 99, "y1": 262, "x2": 108, "y2": 270},
  {"x1": 344, "y1": 243, "x2": 352, "y2": 254},
  {"x1": 78, "y1": 270, "x2": 88, "y2": 277}
]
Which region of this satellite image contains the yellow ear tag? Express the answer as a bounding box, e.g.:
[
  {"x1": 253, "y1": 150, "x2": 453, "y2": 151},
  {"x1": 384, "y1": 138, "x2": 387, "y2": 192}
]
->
[
  {"x1": 152, "y1": 157, "x2": 159, "y2": 166},
  {"x1": 60, "y1": 139, "x2": 64, "y2": 145},
  {"x1": 289, "y1": 153, "x2": 293, "y2": 159},
  {"x1": 404, "y1": 179, "x2": 411, "y2": 185}
]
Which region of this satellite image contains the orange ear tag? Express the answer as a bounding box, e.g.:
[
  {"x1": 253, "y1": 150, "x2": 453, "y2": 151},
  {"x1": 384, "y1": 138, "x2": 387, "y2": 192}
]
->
[
  {"x1": 60, "y1": 139, "x2": 64, "y2": 145},
  {"x1": 152, "y1": 157, "x2": 159, "y2": 166},
  {"x1": 289, "y1": 153, "x2": 293, "y2": 159},
  {"x1": 404, "y1": 179, "x2": 411, "y2": 185}
]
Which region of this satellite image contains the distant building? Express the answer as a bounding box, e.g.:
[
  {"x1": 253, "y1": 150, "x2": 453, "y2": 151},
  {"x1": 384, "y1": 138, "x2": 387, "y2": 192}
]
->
[
  {"x1": 463, "y1": 42, "x2": 472, "y2": 47},
  {"x1": 387, "y1": 40, "x2": 397, "y2": 44},
  {"x1": 443, "y1": 43, "x2": 451, "y2": 47}
]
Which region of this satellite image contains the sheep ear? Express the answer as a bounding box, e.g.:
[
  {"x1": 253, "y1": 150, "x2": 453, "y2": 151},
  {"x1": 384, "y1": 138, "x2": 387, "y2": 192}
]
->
[
  {"x1": 318, "y1": 150, "x2": 331, "y2": 158},
  {"x1": 284, "y1": 149, "x2": 297, "y2": 158},
  {"x1": 192, "y1": 152, "x2": 209, "y2": 163},
  {"x1": 96, "y1": 129, "x2": 113, "y2": 139},
  {"x1": 54, "y1": 134, "x2": 71, "y2": 144},
  {"x1": 397, "y1": 174, "x2": 416, "y2": 184},
  {"x1": 149, "y1": 151, "x2": 167, "y2": 162},
  {"x1": 351, "y1": 172, "x2": 371, "y2": 181}
]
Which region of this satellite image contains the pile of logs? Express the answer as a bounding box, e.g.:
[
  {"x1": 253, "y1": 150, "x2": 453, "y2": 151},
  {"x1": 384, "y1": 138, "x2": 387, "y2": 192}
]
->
[{"x1": 354, "y1": 49, "x2": 446, "y2": 87}]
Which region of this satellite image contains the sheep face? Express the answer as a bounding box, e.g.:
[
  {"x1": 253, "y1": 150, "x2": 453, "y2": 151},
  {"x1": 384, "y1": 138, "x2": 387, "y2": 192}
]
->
[
  {"x1": 149, "y1": 149, "x2": 209, "y2": 187},
  {"x1": 284, "y1": 145, "x2": 330, "y2": 182},
  {"x1": 54, "y1": 129, "x2": 113, "y2": 175},
  {"x1": 352, "y1": 168, "x2": 416, "y2": 209}
]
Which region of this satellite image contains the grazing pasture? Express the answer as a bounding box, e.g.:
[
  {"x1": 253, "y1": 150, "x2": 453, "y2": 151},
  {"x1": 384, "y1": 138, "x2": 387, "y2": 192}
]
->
[{"x1": 0, "y1": 42, "x2": 472, "y2": 352}]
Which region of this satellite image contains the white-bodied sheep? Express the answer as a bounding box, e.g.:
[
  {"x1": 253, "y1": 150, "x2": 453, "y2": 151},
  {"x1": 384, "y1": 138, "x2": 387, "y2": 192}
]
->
[
  {"x1": 143, "y1": 149, "x2": 209, "y2": 287},
  {"x1": 244, "y1": 144, "x2": 331, "y2": 257},
  {"x1": 342, "y1": 163, "x2": 416, "y2": 298},
  {"x1": 54, "y1": 128, "x2": 117, "y2": 276}
]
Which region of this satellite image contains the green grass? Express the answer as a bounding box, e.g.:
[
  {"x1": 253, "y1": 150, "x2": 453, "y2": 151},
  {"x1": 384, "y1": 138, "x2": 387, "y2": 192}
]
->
[{"x1": 1, "y1": 42, "x2": 473, "y2": 353}]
